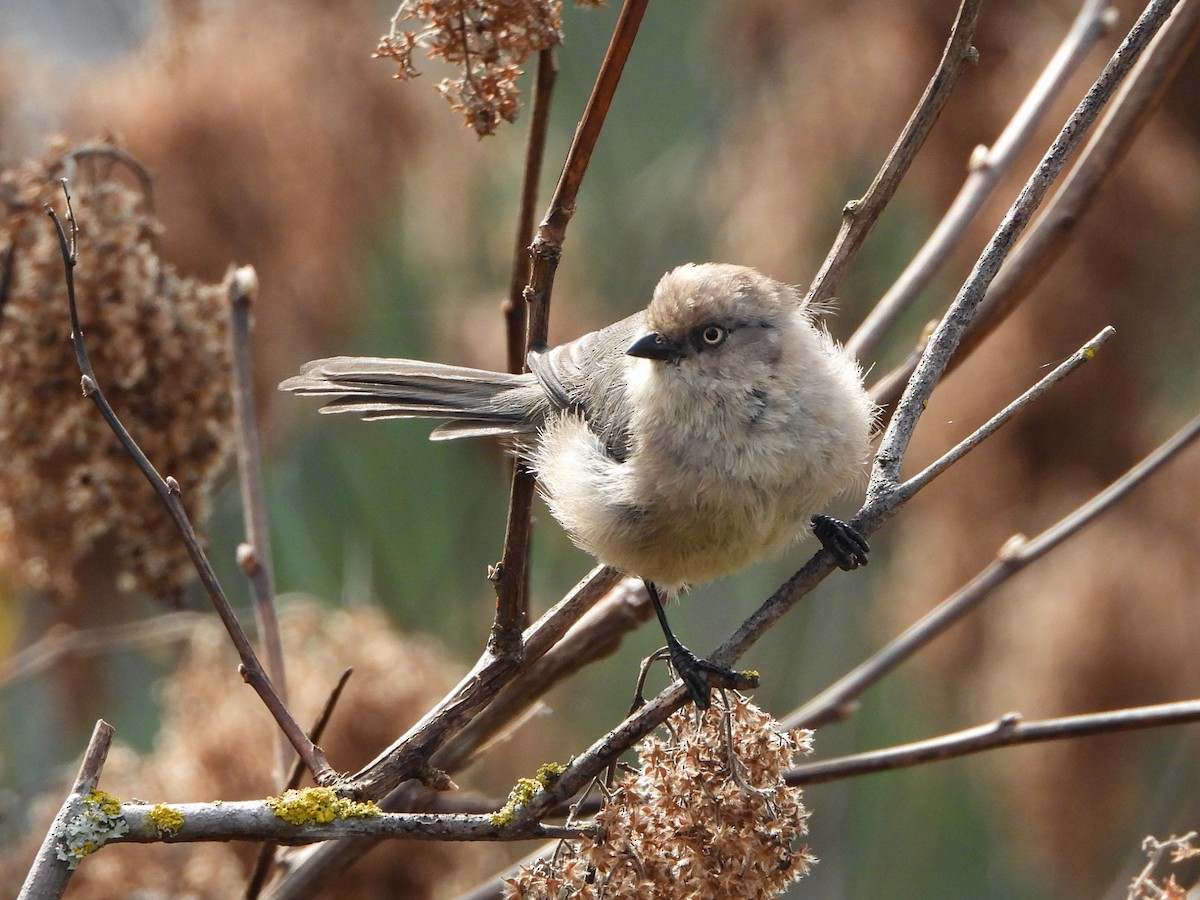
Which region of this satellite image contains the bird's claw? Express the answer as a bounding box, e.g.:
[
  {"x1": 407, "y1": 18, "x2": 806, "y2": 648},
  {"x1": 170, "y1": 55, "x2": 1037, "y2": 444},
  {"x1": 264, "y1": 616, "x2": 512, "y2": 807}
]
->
[
  {"x1": 812, "y1": 514, "x2": 870, "y2": 570},
  {"x1": 666, "y1": 643, "x2": 756, "y2": 709}
]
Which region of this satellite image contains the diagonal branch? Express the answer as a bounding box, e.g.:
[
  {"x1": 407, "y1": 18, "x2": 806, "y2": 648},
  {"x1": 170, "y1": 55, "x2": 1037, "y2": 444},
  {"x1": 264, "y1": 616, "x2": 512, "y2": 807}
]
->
[
  {"x1": 805, "y1": 0, "x2": 983, "y2": 309},
  {"x1": 846, "y1": 0, "x2": 1117, "y2": 362},
  {"x1": 45, "y1": 187, "x2": 335, "y2": 788},
  {"x1": 787, "y1": 408, "x2": 1200, "y2": 730},
  {"x1": 18, "y1": 720, "x2": 115, "y2": 899},
  {"x1": 870, "y1": 0, "x2": 1200, "y2": 412},
  {"x1": 871, "y1": 0, "x2": 1181, "y2": 497}
]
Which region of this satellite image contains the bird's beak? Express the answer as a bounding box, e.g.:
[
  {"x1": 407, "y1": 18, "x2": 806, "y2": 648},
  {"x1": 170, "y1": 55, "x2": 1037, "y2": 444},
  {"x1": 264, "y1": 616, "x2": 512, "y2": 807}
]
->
[{"x1": 626, "y1": 331, "x2": 682, "y2": 361}]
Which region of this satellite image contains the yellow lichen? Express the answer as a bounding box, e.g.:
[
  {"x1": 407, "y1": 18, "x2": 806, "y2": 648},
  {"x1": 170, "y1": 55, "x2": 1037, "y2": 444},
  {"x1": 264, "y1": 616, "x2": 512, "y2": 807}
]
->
[
  {"x1": 491, "y1": 762, "x2": 565, "y2": 826},
  {"x1": 85, "y1": 789, "x2": 122, "y2": 817},
  {"x1": 264, "y1": 787, "x2": 381, "y2": 826},
  {"x1": 148, "y1": 803, "x2": 184, "y2": 836}
]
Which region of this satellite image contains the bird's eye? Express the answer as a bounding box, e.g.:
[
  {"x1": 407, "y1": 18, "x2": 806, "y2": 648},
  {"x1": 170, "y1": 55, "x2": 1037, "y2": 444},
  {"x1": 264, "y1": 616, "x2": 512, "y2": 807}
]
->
[{"x1": 699, "y1": 325, "x2": 727, "y2": 347}]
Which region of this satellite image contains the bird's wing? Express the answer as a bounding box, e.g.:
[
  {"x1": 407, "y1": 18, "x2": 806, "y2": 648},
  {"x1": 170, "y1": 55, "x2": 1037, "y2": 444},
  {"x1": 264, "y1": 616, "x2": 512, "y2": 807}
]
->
[{"x1": 528, "y1": 310, "x2": 645, "y2": 462}]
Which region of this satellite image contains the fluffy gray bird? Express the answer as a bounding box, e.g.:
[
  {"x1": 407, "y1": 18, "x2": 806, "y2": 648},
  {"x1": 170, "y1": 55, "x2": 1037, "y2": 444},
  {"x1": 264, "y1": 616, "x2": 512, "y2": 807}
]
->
[{"x1": 281, "y1": 263, "x2": 875, "y2": 707}]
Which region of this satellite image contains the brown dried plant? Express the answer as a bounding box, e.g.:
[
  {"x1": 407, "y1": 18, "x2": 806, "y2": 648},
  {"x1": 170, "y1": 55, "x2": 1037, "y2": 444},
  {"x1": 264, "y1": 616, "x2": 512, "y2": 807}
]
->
[
  {"x1": 505, "y1": 693, "x2": 814, "y2": 899},
  {"x1": 0, "y1": 142, "x2": 232, "y2": 604},
  {"x1": 0, "y1": 601, "x2": 506, "y2": 899},
  {"x1": 376, "y1": 0, "x2": 602, "y2": 136}
]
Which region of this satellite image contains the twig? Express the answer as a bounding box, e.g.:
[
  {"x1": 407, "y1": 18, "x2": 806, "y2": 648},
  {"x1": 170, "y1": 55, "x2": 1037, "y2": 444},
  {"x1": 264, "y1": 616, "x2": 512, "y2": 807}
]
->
[
  {"x1": 846, "y1": 0, "x2": 1117, "y2": 362},
  {"x1": 787, "y1": 408, "x2": 1200, "y2": 730},
  {"x1": 245, "y1": 668, "x2": 355, "y2": 900},
  {"x1": 45, "y1": 187, "x2": 336, "y2": 787},
  {"x1": 1128, "y1": 832, "x2": 1200, "y2": 898},
  {"x1": 1, "y1": 612, "x2": 203, "y2": 687},
  {"x1": 18, "y1": 720, "x2": 115, "y2": 899},
  {"x1": 897, "y1": 325, "x2": 1114, "y2": 500},
  {"x1": 870, "y1": 0, "x2": 1180, "y2": 491},
  {"x1": 489, "y1": 0, "x2": 647, "y2": 659},
  {"x1": 804, "y1": 0, "x2": 983, "y2": 309},
  {"x1": 227, "y1": 265, "x2": 290, "y2": 782},
  {"x1": 503, "y1": 48, "x2": 558, "y2": 376},
  {"x1": 787, "y1": 702, "x2": 1200, "y2": 785},
  {"x1": 347, "y1": 565, "x2": 622, "y2": 800},
  {"x1": 492, "y1": 48, "x2": 559, "y2": 650},
  {"x1": 870, "y1": 0, "x2": 1200, "y2": 412}
]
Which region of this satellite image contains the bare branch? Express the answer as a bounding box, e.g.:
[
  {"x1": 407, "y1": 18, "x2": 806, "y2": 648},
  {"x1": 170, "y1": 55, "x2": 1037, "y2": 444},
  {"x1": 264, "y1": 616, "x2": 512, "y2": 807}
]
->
[
  {"x1": 871, "y1": 0, "x2": 1180, "y2": 490},
  {"x1": 490, "y1": 0, "x2": 648, "y2": 659},
  {"x1": 847, "y1": 0, "x2": 1117, "y2": 362},
  {"x1": 45, "y1": 189, "x2": 336, "y2": 787},
  {"x1": 805, "y1": 0, "x2": 983, "y2": 308},
  {"x1": 787, "y1": 408, "x2": 1200, "y2": 730},
  {"x1": 18, "y1": 720, "x2": 115, "y2": 899},
  {"x1": 787, "y1": 701, "x2": 1200, "y2": 785},
  {"x1": 227, "y1": 265, "x2": 290, "y2": 781},
  {"x1": 105, "y1": 800, "x2": 587, "y2": 846},
  {"x1": 897, "y1": 325, "x2": 1114, "y2": 499},
  {"x1": 503, "y1": 48, "x2": 558, "y2": 376},
  {"x1": 870, "y1": 0, "x2": 1200, "y2": 411}
]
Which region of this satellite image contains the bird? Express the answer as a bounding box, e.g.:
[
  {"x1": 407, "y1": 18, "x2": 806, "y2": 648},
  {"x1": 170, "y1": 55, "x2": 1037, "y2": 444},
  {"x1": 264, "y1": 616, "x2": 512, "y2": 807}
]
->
[{"x1": 280, "y1": 263, "x2": 876, "y2": 707}]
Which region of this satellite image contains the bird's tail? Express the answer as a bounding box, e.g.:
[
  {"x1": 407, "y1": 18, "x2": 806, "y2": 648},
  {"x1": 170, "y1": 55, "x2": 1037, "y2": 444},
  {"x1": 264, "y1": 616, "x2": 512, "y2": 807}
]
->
[{"x1": 279, "y1": 356, "x2": 538, "y2": 440}]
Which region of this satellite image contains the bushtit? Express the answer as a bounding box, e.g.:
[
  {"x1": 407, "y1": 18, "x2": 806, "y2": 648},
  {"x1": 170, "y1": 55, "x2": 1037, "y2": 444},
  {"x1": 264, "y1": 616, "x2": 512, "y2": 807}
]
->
[{"x1": 281, "y1": 263, "x2": 875, "y2": 707}]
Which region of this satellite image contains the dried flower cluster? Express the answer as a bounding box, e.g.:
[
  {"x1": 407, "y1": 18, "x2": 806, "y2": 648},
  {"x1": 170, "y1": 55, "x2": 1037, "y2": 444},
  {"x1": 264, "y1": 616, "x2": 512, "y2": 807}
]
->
[
  {"x1": 0, "y1": 143, "x2": 233, "y2": 603},
  {"x1": 506, "y1": 693, "x2": 815, "y2": 899},
  {"x1": 1128, "y1": 833, "x2": 1200, "y2": 900},
  {"x1": 376, "y1": 0, "x2": 599, "y2": 136}
]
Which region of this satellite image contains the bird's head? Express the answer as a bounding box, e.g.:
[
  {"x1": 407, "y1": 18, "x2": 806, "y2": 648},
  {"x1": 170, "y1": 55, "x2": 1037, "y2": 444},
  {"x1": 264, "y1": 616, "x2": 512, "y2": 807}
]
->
[{"x1": 626, "y1": 263, "x2": 802, "y2": 372}]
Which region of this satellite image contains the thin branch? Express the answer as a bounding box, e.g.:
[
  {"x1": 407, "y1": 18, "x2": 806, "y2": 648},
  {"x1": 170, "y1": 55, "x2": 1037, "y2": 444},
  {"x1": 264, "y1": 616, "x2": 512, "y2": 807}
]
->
[
  {"x1": 45, "y1": 188, "x2": 336, "y2": 787},
  {"x1": 18, "y1": 720, "x2": 115, "y2": 900},
  {"x1": 870, "y1": 0, "x2": 1200, "y2": 412},
  {"x1": 491, "y1": 48, "x2": 560, "y2": 651},
  {"x1": 870, "y1": 0, "x2": 1180, "y2": 493},
  {"x1": 503, "y1": 48, "x2": 558, "y2": 376},
  {"x1": 526, "y1": 0, "x2": 649, "y2": 342},
  {"x1": 787, "y1": 701, "x2": 1200, "y2": 785},
  {"x1": 245, "y1": 668, "x2": 355, "y2": 900},
  {"x1": 846, "y1": 0, "x2": 1117, "y2": 362},
  {"x1": 787, "y1": 409, "x2": 1200, "y2": 730},
  {"x1": 106, "y1": 801, "x2": 588, "y2": 845},
  {"x1": 346, "y1": 565, "x2": 622, "y2": 800},
  {"x1": 804, "y1": 0, "x2": 983, "y2": 309},
  {"x1": 489, "y1": 0, "x2": 647, "y2": 659},
  {"x1": 897, "y1": 325, "x2": 1114, "y2": 500},
  {"x1": 264, "y1": 569, "x2": 624, "y2": 896},
  {"x1": 227, "y1": 265, "x2": 290, "y2": 782}
]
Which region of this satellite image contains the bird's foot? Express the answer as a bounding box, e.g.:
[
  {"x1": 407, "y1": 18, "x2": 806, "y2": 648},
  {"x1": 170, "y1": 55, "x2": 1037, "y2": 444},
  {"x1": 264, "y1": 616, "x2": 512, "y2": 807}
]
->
[
  {"x1": 664, "y1": 642, "x2": 758, "y2": 710},
  {"x1": 812, "y1": 515, "x2": 870, "y2": 570}
]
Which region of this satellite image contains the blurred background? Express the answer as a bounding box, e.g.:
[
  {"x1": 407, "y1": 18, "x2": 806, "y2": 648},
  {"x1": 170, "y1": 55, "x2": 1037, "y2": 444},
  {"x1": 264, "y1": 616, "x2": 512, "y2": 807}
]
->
[{"x1": 1, "y1": 0, "x2": 1199, "y2": 896}]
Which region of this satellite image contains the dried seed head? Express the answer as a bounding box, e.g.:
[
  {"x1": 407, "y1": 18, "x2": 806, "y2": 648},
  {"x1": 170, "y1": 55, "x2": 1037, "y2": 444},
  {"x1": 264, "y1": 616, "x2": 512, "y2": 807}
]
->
[
  {"x1": 376, "y1": 0, "x2": 571, "y2": 135},
  {"x1": 506, "y1": 693, "x2": 815, "y2": 898},
  {"x1": 0, "y1": 143, "x2": 233, "y2": 603}
]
